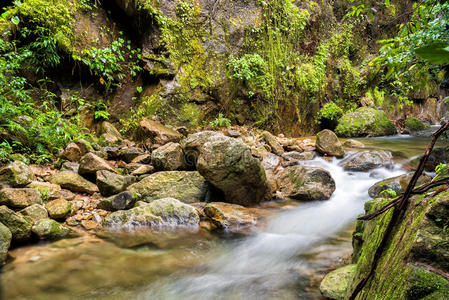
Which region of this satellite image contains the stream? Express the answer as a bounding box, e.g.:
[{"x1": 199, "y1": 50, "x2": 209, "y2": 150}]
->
[{"x1": 1, "y1": 135, "x2": 446, "y2": 300}]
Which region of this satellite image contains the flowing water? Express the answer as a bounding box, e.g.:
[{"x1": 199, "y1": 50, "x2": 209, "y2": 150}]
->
[{"x1": 1, "y1": 134, "x2": 446, "y2": 300}]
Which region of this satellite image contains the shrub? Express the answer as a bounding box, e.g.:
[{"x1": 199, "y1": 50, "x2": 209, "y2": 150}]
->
[{"x1": 316, "y1": 102, "x2": 344, "y2": 130}]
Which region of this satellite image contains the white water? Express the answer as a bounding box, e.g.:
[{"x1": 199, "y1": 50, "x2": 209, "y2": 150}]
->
[{"x1": 137, "y1": 158, "x2": 406, "y2": 300}]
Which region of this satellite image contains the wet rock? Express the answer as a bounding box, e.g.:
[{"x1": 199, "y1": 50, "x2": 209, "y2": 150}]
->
[
  {"x1": 19, "y1": 204, "x2": 48, "y2": 221},
  {"x1": 62, "y1": 142, "x2": 82, "y2": 162},
  {"x1": 0, "y1": 205, "x2": 33, "y2": 242},
  {"x1": 45, "y1": 199, "x2": 72, "y2": 219},
  {"x1": 0, "y1": 161, "x2": 34, "y2": 187},
  {"x1": 26, "y1": 181, "x2": 61, "y2": 200},
  {"x1": 335, "y1": 107, "x2": 397, "y2": 137},
  {"x1": 279, "y1": 165, "x2": 336, "y2": 201},
  {"x1": 120, "y1": 147, "x2": 144, "y2": 163},
  {"x1": 78, "y1": 152, "x2": 116, "y2": 176},
  {"x1": 127, "y1": 171, "x2": 208, "y2": 204},
  {"x1": 320, "y1": 264, "x2": 356, "y2": 300},
  {"x1": 32, "y1": 219, "x2": 77, "y2": 240},
  {"x1": 368, "y1": 172, "x2": 432, "y2": 198},
  {"x1": 96, "y1": 170, "x2": 135, "y2": 197},
  {"x1": 48, "y1": 171, "x2": 99, "y2": 194},
  {"x1": 97, "y1": 191, "x2": 136, "y2": 211},
  {"x1": 203, "y1": 202, "x2": 257, "y2": 234},
  {"x1": 197, "y1": 136, "x2": 269, "y2": 206},
  {"x1": 341, "y1": 150, "x2": 393, "y2": 172},
  {"x1": 135, "y1": 118, "x2": 183, "y2": 144},
  {"x1": 102, "y1": 197, "x2": 199, "y2": 228},
  {"x1": 315, "y1": 129, "x2": 344, "y2": 158},
  {"x1": 0, "y1": 188, "x2": 42, "y2": 208},
  {"x1": 262, "y1": 131, "x2": 284, "y2": 155},
  {"x1": 151, "y1": 142, "x2": 186, "y2": 171},
  {"x1": 343, "y1": 139, "x2": 365, "y2": 148},
  {"x1": 282, "y1": 151, "x2": 317, "y2": 161},
  {"x1": 0, "y1": 222, "x2": 11, "y2": 265}
]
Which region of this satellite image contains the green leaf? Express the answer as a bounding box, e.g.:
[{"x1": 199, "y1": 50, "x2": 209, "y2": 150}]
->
[
  {"x1": 11, "y1": 16, "x2": 20, "y2": 25},
  {"x1": 136, "y1": 86, "x2": 143, "y2": 93},
  {"x1": 415, "y1": 42, "x2": 449, "y2": 64}
]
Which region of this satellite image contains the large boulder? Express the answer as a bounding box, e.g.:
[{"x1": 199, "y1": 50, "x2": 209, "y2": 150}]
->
[
  {"x1": 102, "y1": 198, "x2": 199, "y2": 228},
  {"x1": 197, "y1": 136, "x2": 270, "y2": 206},
  {"x1": 48, "y1": 171, "x2": 99, "y2": 194},
  {"x1": 45, "y1": 199, "x2": 72, "y2": 219},
  {"x1": 335, "y1": 107, "x2": 397, "y2": 137},
  {"x1": 78, "y1": 152, "x2": 116, "y2": 176},
  {"x1": 96, "y1": 170, "x2": 135, "y2": 197},
  {"x1": 19, "y1": 204, "x2": 48, "y2": 221},
  {"x1": 0, "y1": 188, "x2": 42, "y2": 208},
  {"x1": 135, "y1": 118, "x2": 183, "y2": 144},
  {"x1": 261, "y1": 131, "x2": 284, "y2": 156},
  {"x1": 315, "y1": 129, "x2": 344, "y2": 158},
  {"x1": 127, "y1": 171, "x2": 208, "y2": 204},
  {"x1": 181, "y1": 131, "x2": 226, "y2": 167},
  {"x1": 0, "y1": 222, "x2": 11, "y2": 265},
  {"x1": 0, "y1": 161, "x2": 34, "y2": 187},
  {"x1": 97, "y1": 191, "x2": 136, "y2": 211},
  {"x1": 320, "y1": 264, "x2": 356, "y2": 300},
  {"x1": 203, "y1": 202, "x2": 257, "y2": 234},
  {"x1": 32, "y1": 219, "x2": 77, "y2": 240},
  {"x1": 0, "y1": 205, "x2": 33, "y2": 242},
  {"x1": 341, "y1": 150, "x2": 393, "y2": 172},
  {"x1": 279, "y1": 165, "x2": 336, "y2": 201},
  {"x1": 405, "y1": 117, "x2": 430, "y2": 135},
  {"x1": 62, "y1": 142, "x2": 83, "y2": 162},
  {"x1": 151, "y1": 142, "x2": 186, "y2": 171},
  {"x1": 368, "y1": 172, "x2": 432, "y2": 198}
]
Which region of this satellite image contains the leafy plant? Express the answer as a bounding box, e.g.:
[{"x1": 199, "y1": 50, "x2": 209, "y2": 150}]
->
[
  {"x1": 93, "y1": 100, "x2": 110, "y2": 121},
  {"x1": 210, "y1": 114, "x2": 231, "y2": 129},
  {"x1": 316, "y1": 102, "x2": 344, "y2": 130},
  {"x1": 380, "y1": 188, "x2": 397, "y2": 198}
]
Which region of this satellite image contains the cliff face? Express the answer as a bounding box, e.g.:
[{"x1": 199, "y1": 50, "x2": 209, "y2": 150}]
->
[{"x1": 322, "y1": 190, "x2": 449, "y2": 299}]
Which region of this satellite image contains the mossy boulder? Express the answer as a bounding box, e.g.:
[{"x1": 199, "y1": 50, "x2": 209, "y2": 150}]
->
[
  {"x1": 335, "y1": 107, "x2": 397, "y2": 137},
  {"x1": 26, "y1": 181, "x2": 61, "y2": 200},
  {"x1": 406, "y1": 267, "x2": 449, "y2": 299},
  {"x1": 368, "y1": 173, "x2": 432, "y2": 198},
  {"x1": 127, "y1": 171, "x2": 208, "y2": 204},
  {"x1": 320, "y1": 264, "x2": 356, "y2": 300},
  {"x1": 48, "y1": 171, "x2": 99, "y2": 194},
  {"x1": 19, "y1": 204, "x2": 48, "y2": 221},
  {"x1": 0, "y1": 188, "x2": 42, "y2": 209},
  {"x1": 315, "y1": 129, "x2": 345, "y2": 158},
  {"x1": 45, "y1": 199, "x2": 72, "y2": 219},
  {"x1": 278, "y1": 165, "x2": 336, "y2": 201},
  {"x1": 405, "y1": 118, "x2": 429, "y2": 133},
  {"x1": 0, "y1": 205, "x2": 33, "y2": 242},
  {"x1": 0, "y1": 222, "x2": 11, "y2": 265},
  {"x1": 0, "y1": 161, "x2": 34, "y2": 187},
  {"x1": 32, "y1": 219, "x2": 77, "y2": 240}
]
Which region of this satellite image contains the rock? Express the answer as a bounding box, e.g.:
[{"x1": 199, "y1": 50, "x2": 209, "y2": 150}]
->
[
  {"x1": 19, "y1": 204, "x2": 48, "y2": 221},
  {"x1": 262, "y1": 131, "x2": 284, "y2": 155},
  {"x1": 45, "y1": 199, "x2": 72, "y2": 219},
  {"x1": 130, "y1": 164, "x2": 154, "y2": 176},
  {"x1": 99, "y1": 121, "x2": 122, "y2": 140},
  {"x1": 127, "y1": 171, "x2": 208, "y2": 204},
  {"x1": 32, "y1": 219, "x2": 76, "y2": 240},
  {"x1": 96, "y1": 170, "x2": 135, "y2": 197},
  {"x1": 151, "y1": 142, "x2": 186, "y2": 171},
  {"x1": 48, "y1": 171, "x2": 99, "y2": 194},
  {"x1": 335, "y1": 107, "x2": 397, "y2": 137},
  {"x1": 135, "y1": 118, "x2": 183, "y2": 144},
  {"x1": 78, "y1": 152, "x2": 116, "y2": 176},
  {"x1": 0, "y1": 222, "x2": 11, "y2": 265},
  {"x1": 102, "y1": 197, "x2": 199, "y2": 228},
  {"x1": 100, "y1": 133, "x2": 120, "y2": 145},
  {"x1": 0, "y1": 188, "x2": 42, "y2": 209},
  {"x1": 320, "y1": 264, "x2": 356, "y2": 300},
  {"x1": 315, "y1": 129, "x2": 344, "y2": 158},
  {"x1": 279, "y1": 165, "x2": 336, "y2": 201},
  {"x1": 424, "y1": 147, "x2": 449, "y2": 171},
  {"x1": 62, "y1": 142, "x2": 82, "y2": 162},
  {"x1": 341, "y1": 150, "x2": 393, "y2": 172},
  {"x1": 0, "y1": 161, "x2": 34, "y2": 187},
  {"x1": 203, "y1": 202, "x2": 257, "y2": 234},
  {"x1": 26, "y1": 181, "x2": 61, "y2": 200},
  {"x1": 343, "y1": 139, "x2": 365, "y2": 148},
  {"x1": 180, "y1": 131, "x2": 226, "y2": 166},
  {"x1": 61, "y1": 161, "x2": 80, "y2": 173},
  {"x1": 282, "y1": 151, "x2": 317, "y2": 161},
  {"x1": 120, "y1": 147, "x2": 144, "y2": 163},
  {"x1": 0, "y1": 205, "x2": 33, "y2": 242},
  {"x1": 74, "y1": 139, "x2": 92, "y2": 155},
  {"x1": 97, "y1": 191, "x2": 136, "y2": 211},
  {"x1": 131, "y1": 154, "x2": 152, "y2": 164},
  {"x1": 368, "y1": 173, "x2": 432, "y2": 198},
  {"x1": 405, "y1": 117, "x2": 429, "y2": 134},
  {"x1": 102, "y1": 146, "x2": 121, "y2": 160},
  {"x1": 197, "y1": 136, "x2": 269, "y2": 206}
]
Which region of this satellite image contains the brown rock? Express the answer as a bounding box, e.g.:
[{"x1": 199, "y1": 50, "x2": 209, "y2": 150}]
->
[
  {"x1": 135, "y1": 118, "x2": 183, "y2": 144},
  {"x1": 0, "y1": 188, "x2": 42, "y2": 208},
  {"x1": 45, "y1": 199, "x2": 72, "y2": 219},
  {"x1": 151, "y1": 142, "x2": 186, "y2": 171},
  {"x1": 262, "y1": 131, "x2": 284, "y2": 156},
  {"x1": 78, "y1": 153, "x2": 116, "y2": 176}
]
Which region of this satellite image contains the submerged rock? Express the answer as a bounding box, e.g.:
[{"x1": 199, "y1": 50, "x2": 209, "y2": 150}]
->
[
  {"x1": 279, "y1": 165, "x2": 336, "y2": 201},
  {"x1": 0, "y1": 222, "x2": 11, "y2": 265},
  {"x1": 368, "y1": 172, "x2": 432, "y2": 198},
  {"x1": 341, "y1": 150, "x2": 393, "y2": 172},
  {"x1": 203, "y1": 202, "x2": 257, "y2": 234},
  {"x1": 197, "y1": 136, "x2": 269, "y2": 206},
  {"x1": 48, "y1": 171, "x2": 99, "y2": 194},
  {"x1": 32, "y1": 219, "x2": 77, "y2": 240},
  {"x1": 0, "y1": 205, "x2": 33, "y2": 242},
  {"x1": 0, "y1": 188, "x2": 42, "y2": 208},
  {"x1": 320, "y1": 264, "x2": 356, "y2": 300},
  {"x1": 127, "y1": 171, "x2": 208, "y2": 204},
  {"x1": 315, "y1": 129, "x2": 344, "y2": 158},
  {"x1": 0, "y1": 161, "x2": 34, "y2": 187}
]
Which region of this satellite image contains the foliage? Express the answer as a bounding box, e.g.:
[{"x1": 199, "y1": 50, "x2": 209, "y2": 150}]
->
[
  {"x1": 365, "y1": 87, "x2": 385, "y2": 107},
  {"x1": 228, "y1": 54, "x2": 271, "y2": 97},
  {"x1": 316, "y1": 102, "x2": 343, "y2": 130},
  {"x1": 380, "y1": 188, "x2": 397, "y2": 198},
  {"x1": 210, "y1": 114, "x2": 231, "y2": 129},
  {"x1": 178, "y1": 103, "x2": 202, "y2": 127},
  {"x1": 405, "y1": 118, "x2": 427, "y2": 132},
  {"x1": 120, "y1": 94, "x2": 162, "y2": 134},
  {"x1": 93, "y1": 100, "x2": 110, "y2": 121}
]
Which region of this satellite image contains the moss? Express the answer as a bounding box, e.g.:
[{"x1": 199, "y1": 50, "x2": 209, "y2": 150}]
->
[
  {"x1": 405, "y1": 118, "x2": 429, "y2": 132},
  {"x1": 406, "y1": 267, "x2": 449, "y2": 300},
  {"x1": 335, "y1": 107, "x2": 396, "y2": 137}
]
